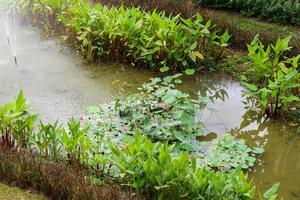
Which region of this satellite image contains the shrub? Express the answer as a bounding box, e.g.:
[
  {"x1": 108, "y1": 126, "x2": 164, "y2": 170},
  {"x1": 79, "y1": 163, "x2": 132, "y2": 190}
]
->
[
  {"x1": 0, "y1": 91, "x2": 37, "y2": 148},
  {"x1": 242, "y1": 35, "x2": 300, "y2": 118},
  {"x1": 193, "y1": 0, "x2": 300, "y2": 26},
  {"x1": 0, "y1": 90, "x2": 278, "y2": 200},
  {"x1": 19, "y1": 0, "x2": 230, "y2": 73},
  {"x1": 108, "y1": 133, "x2": 256, "y2": 199},
  {"x1": 92, "y1": 0, "x2": 300, "y2": 56}
]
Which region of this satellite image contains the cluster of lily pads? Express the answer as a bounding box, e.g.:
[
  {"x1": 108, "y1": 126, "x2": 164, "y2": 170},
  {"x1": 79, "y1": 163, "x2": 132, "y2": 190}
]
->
[
  {"x1": 0, "y1": 77, "x2": 279, "y2": 199},
  {"x1": 86, "y1": 75, "x2": 264, "y2": 171}
]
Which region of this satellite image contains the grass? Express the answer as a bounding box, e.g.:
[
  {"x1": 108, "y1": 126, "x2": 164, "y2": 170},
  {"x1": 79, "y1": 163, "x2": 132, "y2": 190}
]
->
[
  {"x1": 203, "y1": 8, "x2": 300, "y2": 54},
  {"x1": 0, "y1": 183, "x2": 45, "y2": 200}
]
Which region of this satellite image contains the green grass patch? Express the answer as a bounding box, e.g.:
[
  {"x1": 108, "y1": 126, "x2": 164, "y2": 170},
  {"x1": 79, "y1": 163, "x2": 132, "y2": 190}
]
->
[{"x1": 0, "y1": 183, "x2": 44, "y2": 200}]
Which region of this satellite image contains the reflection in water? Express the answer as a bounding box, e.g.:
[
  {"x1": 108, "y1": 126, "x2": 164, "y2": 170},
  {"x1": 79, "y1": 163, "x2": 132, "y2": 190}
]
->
[
  {"x1": 231, "y1": 107, "x2": 300, "y2": 200},
  {"x1": 0, "y1": 15, "x2": 299, "y2": 200},
  {"x1": 180, "y1": 74, "x2": 246, "y2": 136},
  {"x1": 197, "y1": 132, "x2": 218, "y2": 142}
]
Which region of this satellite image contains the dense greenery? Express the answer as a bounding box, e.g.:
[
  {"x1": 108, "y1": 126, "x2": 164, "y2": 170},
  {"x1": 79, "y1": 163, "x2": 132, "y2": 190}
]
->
[
  {"x1": 0, "y1": 85, "x2": 277, "y2": 199},
  {"x1": 93, "y1": 0, "x2": 300, "y2": 55},
  {"x1": 86, "y1": 75, "x2": 264, "y2": 170},
  {"x1": 242, "y1": 35, "x2": 300, "y2": 118},
  {"x1": 0, "y1": 0, "x2": 15, "y2": 9},
  {"x1": 109, "y1": 133, "x2": 255, "y2": 199},
  {"x1": 194, "y1": 0, "x2": 300, "y2": 26},
  {"x1": 19, "y1": 0, "x2": 230, "y2": 73}
]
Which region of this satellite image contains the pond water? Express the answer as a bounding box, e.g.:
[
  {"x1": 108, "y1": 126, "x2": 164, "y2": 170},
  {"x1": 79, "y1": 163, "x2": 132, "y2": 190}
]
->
[{"x1": 0, "y1": 17, "x2": 299, "y2": 199}]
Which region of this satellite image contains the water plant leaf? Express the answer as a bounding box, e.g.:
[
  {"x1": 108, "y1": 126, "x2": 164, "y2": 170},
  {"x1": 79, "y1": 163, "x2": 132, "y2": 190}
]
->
[
  {"x1": 263, "y1": 183, "x2": 280, "y2": 199},
  {"x1": 185, "y1": 69, "x2": 195, "y2": 75},
  {"x1": 160, "y1": 66, "x2": 169, "y2": 73},
  {"x1": 252, "y1": 147, "x2": 264, "y2": 154},
  {"x1": 242, "y1": 82, "x2": 257, "y2": 91}
]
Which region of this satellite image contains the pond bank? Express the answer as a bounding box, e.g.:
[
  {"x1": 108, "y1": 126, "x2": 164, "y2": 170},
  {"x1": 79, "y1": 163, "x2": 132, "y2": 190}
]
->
[
  {"x1": 0, "y1": 182, "x2": 45, "y2": 200},
  {"x1": 0, "y1": 14, "x2": 300, "y2": 200}
]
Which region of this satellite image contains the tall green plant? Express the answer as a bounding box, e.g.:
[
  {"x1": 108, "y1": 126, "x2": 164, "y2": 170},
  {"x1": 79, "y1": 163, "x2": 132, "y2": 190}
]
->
[
  {"x1": 29, "y1": 120, "x2": 63, "y2": 160},
  {"x1": 108, "y1": 132, "x2": 256, "y2": 199},
  {"x1": 0, "y1": 92, "x2": 279, "y2": 199},
  {"x1": 0, "y1": 91, "x2": 37, "y2": 148},
  {"x1": 242, "y1": 35, "x2": 300, "y2": 118},
  {"x1": 19, "y1": 0, "x2": 230, "y2": 73}
]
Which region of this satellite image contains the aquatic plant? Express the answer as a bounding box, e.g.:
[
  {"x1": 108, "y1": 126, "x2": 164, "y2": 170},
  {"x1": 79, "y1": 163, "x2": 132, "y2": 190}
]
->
[
  {"x1": 242, "y1": 35, "x2": 300, "y2": 118},
  {"x1": 86, "y1": 75, "x2": 264, "y2": 171},
  {"x1": 94, "y1": 0, "x2": 300, "y2": 56},
  {"x1": 87, "y1": 74, "x2": 208, "y2": 151},
  {"x1": 0, "y1": 91, "x2": 37, "y2": 148},
  {"x1": 29, "y1": 120, "x2": 63, "y2": 161},
  {"x1": 19, "y1": 0, "x2": 230, "y2": 73},
  {"x1": 201, "y1": 134, "x2": 264, "y2": 171},
  {"x1": 0, "y1": 91, "x2": 279, "y2": 199},
  {"x1": 108, "y1": 132, "x2": 255, "y2": 199}
]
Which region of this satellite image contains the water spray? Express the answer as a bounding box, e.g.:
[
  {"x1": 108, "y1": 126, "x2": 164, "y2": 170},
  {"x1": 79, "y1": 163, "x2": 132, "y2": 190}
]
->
[
  {"x1": 14, "y1": 56, "x2": 17, "y2": 65},
  {"x1": 0, "y1": 8, "x2": 18, "y2": 65}
]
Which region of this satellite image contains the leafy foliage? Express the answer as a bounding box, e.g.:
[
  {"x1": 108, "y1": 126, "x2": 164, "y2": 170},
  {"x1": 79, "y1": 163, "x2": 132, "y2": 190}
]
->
[
  {"x1": 0, "y1": 91, "x2": 277, "y2": 199},
  {"x1": 0, "y1": 91, "x2": 37, "y2": 148},
  {"x1": 193, "y1": 0, "x2": 300, "y2": 26},
  {"x1": 108, "y1": 132, "x2": 256, "y2": 199},
  {"x1": 86, "y1": 76, "x2": 263, "y2": 171},
  {"x1": 242, "y1": 35, "x2": 300, "y2": 118},
  {"x1": 201, "y1": 134, "x2": 264, "y2": 171},
  {"x1": 19, "y1": 0, "x2": 230, "y2": 73},
  {"x1": 87, "y1": 74, "x2": 208, "y2": 151}
]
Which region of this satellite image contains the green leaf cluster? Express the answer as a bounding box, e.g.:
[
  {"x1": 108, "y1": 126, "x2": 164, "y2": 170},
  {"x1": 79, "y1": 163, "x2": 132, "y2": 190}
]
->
[
  {"x1": 86, "y1": 76, "x2": 263, "y2": 171},
  {"x1": 0, "y1": 91, "x2": 38, "y2": 148},
  {"x1": 193, "y1": 0, "x2": 300, "y2": 26},
  {"x1": 242, "y1": 35, "x2": 300, "y2": 118},
  {"x1": 86, "y1": 75, "x2": 208, "y2": 152},
  {"x1": 19, "y1": 0, "x2": 230, "y2": 73},
  {"x1": 0, "y1": 92, "x2": 278, "y2": 199},
  {"x1": 109, "y1": 132, "x2": 256, "y2": 199},
  {"x1": 202, "y1": 134, "x2": 264, "y2": 171}
]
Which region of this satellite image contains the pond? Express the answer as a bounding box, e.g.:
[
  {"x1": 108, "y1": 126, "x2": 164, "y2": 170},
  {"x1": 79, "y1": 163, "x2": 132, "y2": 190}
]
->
[{"x1": 0, "y1": 16, "x2": 299, "y2": 200}]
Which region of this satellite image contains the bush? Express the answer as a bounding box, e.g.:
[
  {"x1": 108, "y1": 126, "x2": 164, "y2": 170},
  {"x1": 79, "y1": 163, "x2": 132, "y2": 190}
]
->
[
  {"x1": 242, "y1": 35, "x2": 300, "y2": 118},
  {"x1": 19, "y1": 0, "x2": 230, "y2": 73},
  {"x1": 108, "y1": 133, "x2": 255, "y2": 199},
  {"x1": 0, "y1": 88, "x2": 270, "y2": 200},
  {"x1": 92, "y1": 0, "x2": 300, "y2": 56},
  {"x1": 193, "y1": 0, "x2": 300, "y2": 26}
]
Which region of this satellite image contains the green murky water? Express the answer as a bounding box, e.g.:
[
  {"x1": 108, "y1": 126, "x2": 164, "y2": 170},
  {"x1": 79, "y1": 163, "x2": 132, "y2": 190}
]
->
[{"x1": 0, "y1": 18, "x2": 299, "y2": 199}]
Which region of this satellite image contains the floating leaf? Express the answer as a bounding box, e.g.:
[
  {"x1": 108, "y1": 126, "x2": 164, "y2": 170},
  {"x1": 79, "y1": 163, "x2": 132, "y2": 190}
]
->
[
  {"x1": 185, "y1": 69, "x2": 195, "y2": 75},
  {"x1": 252, "y1": 147, "x2": 264, "y2": 154},
  {"x1": 160, "y1": 66, "x2": 169, "y2": 72},
  {"x1": 174, "y1": 79, "x2": 182, "y2": 84}
]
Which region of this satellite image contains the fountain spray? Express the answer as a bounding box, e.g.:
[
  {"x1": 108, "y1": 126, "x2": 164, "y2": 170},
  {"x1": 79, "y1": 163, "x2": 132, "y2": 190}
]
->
[{"x1": 0, "y1": 8, "x2": 18, "y2": 65}]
